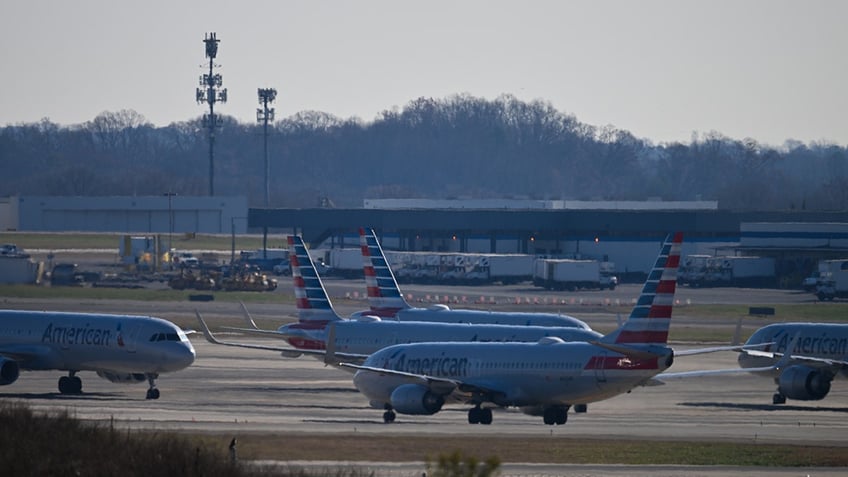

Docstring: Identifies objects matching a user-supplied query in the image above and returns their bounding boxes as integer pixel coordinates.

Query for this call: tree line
[1,94,846,210]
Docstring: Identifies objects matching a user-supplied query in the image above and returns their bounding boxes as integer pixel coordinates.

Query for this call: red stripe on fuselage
[584,355,660,370]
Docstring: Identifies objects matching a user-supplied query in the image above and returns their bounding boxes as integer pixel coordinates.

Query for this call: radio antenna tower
[257,88,277,207]
[196,32,227,196]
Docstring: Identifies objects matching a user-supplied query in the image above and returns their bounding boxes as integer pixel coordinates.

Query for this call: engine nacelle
[0,357,20,385]
[96,371,147,384]
[777,365,832,401]
[390,384,445,415]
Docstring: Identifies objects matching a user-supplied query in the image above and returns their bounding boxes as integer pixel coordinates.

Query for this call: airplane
[338,232,683,425]
[663,322,847,405]
[357,227,590,328]
[0,310,195,399]
[195,235,604,362]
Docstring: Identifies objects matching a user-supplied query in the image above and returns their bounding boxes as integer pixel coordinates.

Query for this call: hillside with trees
[1,94,845,210]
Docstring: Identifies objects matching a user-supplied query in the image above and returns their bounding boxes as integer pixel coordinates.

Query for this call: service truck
[703,256,776,287]
[815,259,848,301]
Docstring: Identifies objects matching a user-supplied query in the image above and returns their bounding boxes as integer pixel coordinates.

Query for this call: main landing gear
[467,405,493,425]
[382,404,396,423]
[58,372,82,394]
[542,405,569,425]
[772,392,786,405]
[146,374,160,400]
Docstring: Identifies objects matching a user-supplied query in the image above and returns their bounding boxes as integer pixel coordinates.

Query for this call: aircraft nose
[171,342,196,370]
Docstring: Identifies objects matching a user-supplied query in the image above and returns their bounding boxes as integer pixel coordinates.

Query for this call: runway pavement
[2,287,847,476]
[2,338,847,475]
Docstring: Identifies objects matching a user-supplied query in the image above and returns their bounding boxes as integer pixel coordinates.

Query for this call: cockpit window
[149,333,180,342]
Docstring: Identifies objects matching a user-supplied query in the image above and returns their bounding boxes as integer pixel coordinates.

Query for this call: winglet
[774,331,801,370]
[195,310,224,345]
[239,301,260,330]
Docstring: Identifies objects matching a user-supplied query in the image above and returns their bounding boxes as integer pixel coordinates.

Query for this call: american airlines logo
[775,332,847,356]
[42,323,115,347]
[392,353,469,377]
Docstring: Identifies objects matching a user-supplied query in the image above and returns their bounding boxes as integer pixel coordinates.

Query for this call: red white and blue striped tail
[360,227,411,316]
[601,232,682,345]
[288,235,343,324]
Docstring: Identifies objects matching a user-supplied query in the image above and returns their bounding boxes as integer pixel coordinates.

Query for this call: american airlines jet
[664,322,848,405]
[196,235,603,362]
[357,227,589,328]
[0,310,195,399]
[339,232,683,425]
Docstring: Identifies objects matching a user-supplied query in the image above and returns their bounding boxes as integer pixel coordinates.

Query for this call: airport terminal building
[2,195,848,281]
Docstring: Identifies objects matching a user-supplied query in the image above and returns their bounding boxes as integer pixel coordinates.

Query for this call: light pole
[230,216,248,266]
[196,32,227,196]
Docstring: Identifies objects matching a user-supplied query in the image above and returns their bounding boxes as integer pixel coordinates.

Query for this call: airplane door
[594,352,607,384]
[121,322,142,353]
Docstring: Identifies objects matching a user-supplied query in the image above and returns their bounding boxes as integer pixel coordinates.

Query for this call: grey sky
[3,0,846,147]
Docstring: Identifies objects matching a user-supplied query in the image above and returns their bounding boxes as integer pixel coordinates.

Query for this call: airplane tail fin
[360,227,412,315]
[600,232,682,346]
[289,235,343,323]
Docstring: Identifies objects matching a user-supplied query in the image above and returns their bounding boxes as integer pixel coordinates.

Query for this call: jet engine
[96,371,147,384]
[0,357,20,385]
[777,365,832,401]
[390,384,445,415]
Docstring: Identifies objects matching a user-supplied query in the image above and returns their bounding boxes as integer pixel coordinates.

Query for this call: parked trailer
[815,259,848,301]
[532,259,615,291]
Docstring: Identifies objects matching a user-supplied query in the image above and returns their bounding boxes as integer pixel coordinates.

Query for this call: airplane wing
[338,362,507,404]
[741,348,848,368]
[221,326,293,339]
[194,311,368,363]
[673,342,775,356]
[655,333,802,382]
[0,344,52,363]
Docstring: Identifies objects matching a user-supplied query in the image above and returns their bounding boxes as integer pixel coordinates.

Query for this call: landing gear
[58,373,83,394]
[146,374,160,400]
[573,404,588,413]
[772,392,786,405]
[382,404,396,423]
[542,406,569,425]
[467,405,493,425]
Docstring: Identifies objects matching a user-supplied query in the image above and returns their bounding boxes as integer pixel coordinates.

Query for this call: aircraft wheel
[480,408,493,425]
[71,376,82,394]
[58,376,70,394]
[772,393,786,405]
[543,408,557,425]
[382,410,396,423]
[556,408,568,425]
[146,388,160,400]
[467,407,480,424]
[574,404,587,413]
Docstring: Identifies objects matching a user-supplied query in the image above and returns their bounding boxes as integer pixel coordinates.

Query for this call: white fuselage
[279,319,603,355]
[739,322,848,378]
[0,310,195,375]
[354,340,673,409]
[391,307,591,328]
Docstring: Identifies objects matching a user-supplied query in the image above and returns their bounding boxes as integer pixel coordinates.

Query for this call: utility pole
[196,32,227,196]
